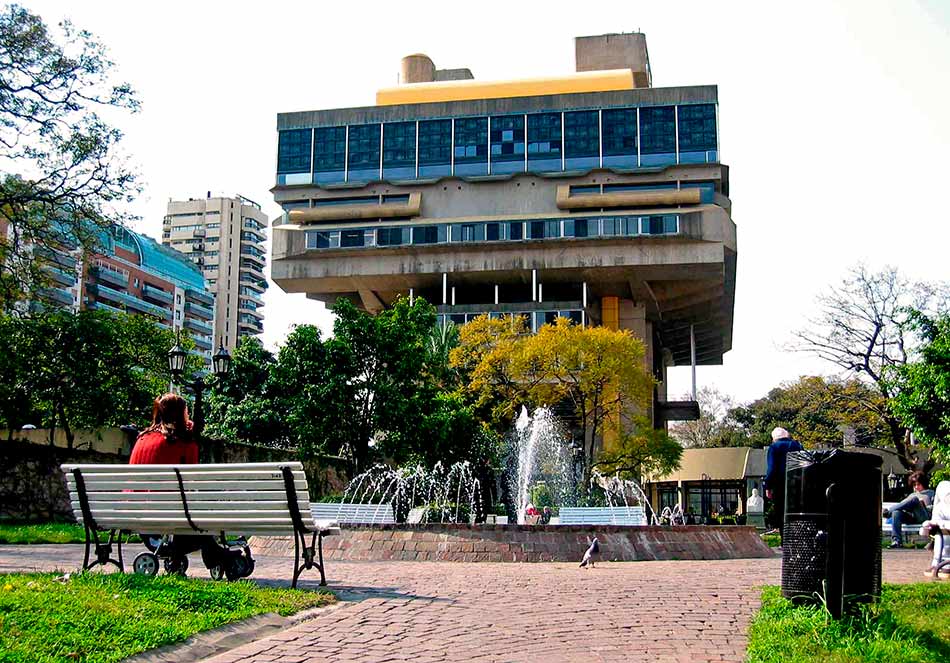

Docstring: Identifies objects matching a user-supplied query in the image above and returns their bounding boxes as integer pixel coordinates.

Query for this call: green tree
[204,336,283,447]
[596,416,683,482]
[0,4,140,310]
[669,386,750,448]
[0,310,189,446]
[793,265,948,468]
[726,376,890,449]
[890,312,950,461]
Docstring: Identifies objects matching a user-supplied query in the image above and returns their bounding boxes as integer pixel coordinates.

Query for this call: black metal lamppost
[167,331,231,439]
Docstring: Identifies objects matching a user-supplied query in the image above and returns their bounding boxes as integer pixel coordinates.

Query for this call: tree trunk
[886,415,916,471]
[58,402,74,450]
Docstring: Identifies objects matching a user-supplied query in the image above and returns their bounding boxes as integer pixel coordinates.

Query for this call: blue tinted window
[277,129,311,174]
[490,115,525,174]
[412,225,444,245]
[418,119,452,177]
[639,106,676,166]
[527,113,561,172]
[347,124,381,181]
[382,122,416,180]
[677,104,717,164]
[377,227,409,246]
[564,111,599,171]
[681,181,716,202]
[454,117,488,176]
[509,222,523,240]
[602,109,637,169]
[641,214,678,235]
[340,229,366,248]
[312,127,345,183]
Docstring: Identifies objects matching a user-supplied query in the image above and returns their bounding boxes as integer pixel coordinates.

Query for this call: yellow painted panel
[601,296,619,331]
[377,69,635,106]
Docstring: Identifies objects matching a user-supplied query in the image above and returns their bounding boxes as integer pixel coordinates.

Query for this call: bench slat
[68,490,300,502]
[62,469,306,482]
[66,478,308,492]
[73,500,311,512]
[62,462,304,472]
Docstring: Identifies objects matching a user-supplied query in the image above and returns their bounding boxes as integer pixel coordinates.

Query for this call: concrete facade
[270,34,736,424]
[162,195,268,352]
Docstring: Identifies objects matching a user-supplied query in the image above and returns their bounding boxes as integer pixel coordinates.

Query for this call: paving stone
[0,545,932,662]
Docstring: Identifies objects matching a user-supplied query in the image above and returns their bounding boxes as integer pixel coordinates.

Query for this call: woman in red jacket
[131,393,251,578]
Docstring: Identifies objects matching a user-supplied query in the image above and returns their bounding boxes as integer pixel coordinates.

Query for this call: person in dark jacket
[763,427,803,534]
[131,393,249,576]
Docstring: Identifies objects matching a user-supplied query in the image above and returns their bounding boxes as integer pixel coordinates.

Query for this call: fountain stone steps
[250,524,774,563]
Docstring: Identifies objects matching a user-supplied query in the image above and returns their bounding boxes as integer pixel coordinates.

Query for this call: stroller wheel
[163,556,189,576]
[224,553,253,581]
[132,552,159,577]
[208,564,225,581]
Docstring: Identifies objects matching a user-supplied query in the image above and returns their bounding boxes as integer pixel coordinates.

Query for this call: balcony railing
[94,284,170,319]
[91,265,129,288]
[90,301,125,315]
[183,316,213,335]
[142,284,174,305]
[192,335,213,351]
[44,266,76,287]
[184,301,214,321]
[185,287,214,307]
[40,287,74,307]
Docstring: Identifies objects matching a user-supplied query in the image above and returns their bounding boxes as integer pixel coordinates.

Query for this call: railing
[94,284,169,319]
[91,265,129,288]
[44,266,76,287]
[141,284,174,305]
[184,301,214,320]
[185,288,214,307]
[183,316,213,335]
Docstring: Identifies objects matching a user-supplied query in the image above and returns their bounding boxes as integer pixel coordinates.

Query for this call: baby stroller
[132,533,255,581]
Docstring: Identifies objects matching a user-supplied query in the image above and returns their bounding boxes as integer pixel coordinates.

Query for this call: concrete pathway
[0,545,934,663]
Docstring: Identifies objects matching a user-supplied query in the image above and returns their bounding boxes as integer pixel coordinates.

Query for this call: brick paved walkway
[0,545,934,663]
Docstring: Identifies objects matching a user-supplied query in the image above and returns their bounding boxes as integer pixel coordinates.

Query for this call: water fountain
[254,406,772,565]
[337,461,482,524]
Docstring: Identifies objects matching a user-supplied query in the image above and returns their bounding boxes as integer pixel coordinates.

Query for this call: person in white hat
[763,427,803,537]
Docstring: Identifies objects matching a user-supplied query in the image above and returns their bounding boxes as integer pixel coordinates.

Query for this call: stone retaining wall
[251,524,774,563]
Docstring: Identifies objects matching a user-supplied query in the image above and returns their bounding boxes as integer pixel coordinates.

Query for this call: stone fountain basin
[251,524,774,563]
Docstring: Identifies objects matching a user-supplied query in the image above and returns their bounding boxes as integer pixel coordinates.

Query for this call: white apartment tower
[162,194,268,351]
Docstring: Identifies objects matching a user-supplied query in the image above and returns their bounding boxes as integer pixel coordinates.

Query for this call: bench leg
[290,530,326,589]
[82,527,124,573]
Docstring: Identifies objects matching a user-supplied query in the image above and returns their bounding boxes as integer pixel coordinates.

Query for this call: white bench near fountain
[311,503,396,525]
[559,506,647,526]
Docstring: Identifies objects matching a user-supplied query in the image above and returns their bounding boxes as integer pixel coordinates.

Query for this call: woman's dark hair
[141,393,191,442]
[908,471,928,489]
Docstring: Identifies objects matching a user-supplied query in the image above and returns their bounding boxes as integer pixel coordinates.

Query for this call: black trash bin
[781,449,882,618]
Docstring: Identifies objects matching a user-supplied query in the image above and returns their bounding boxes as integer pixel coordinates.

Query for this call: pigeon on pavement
[579,537,600,568]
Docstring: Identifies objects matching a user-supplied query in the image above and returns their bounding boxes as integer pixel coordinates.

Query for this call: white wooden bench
[559,506,647,526]
[311,502,396,524]
[61,462,340,587]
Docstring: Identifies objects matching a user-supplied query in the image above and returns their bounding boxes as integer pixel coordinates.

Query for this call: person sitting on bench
[884,471,934,549]
[130,393,251,577]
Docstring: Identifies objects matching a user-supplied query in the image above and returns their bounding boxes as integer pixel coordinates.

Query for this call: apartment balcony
[93,284,170,319]
[241,252,265,269]
[193,228,206,238]
[238,305,264,320]
[185,287,214,307]
[183,316,213,336]
[35,246,77,270]
[184,300,214,321]
[142,283,174,305]
[88,300,125,315]
[40,287,74,308]
[90,265,129,288]
[44,266,76,287]
[238,318,263,335]
[192,334,213,351]
[239,277,268,293]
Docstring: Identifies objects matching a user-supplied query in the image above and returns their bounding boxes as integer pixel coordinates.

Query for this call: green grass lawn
[0,522,87,544]
[747,583,950,663]
[0,572,335,663]
[0,522,142,545]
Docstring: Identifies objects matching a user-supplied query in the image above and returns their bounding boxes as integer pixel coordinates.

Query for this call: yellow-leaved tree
[451,315,681,488]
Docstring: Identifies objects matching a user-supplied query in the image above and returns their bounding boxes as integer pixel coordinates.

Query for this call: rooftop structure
[270,32,736,426]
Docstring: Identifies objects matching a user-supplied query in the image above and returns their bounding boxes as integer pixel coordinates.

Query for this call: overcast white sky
[25,0,950,403]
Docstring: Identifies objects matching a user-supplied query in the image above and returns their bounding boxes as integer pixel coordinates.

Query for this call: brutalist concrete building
[270,33,736,422]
